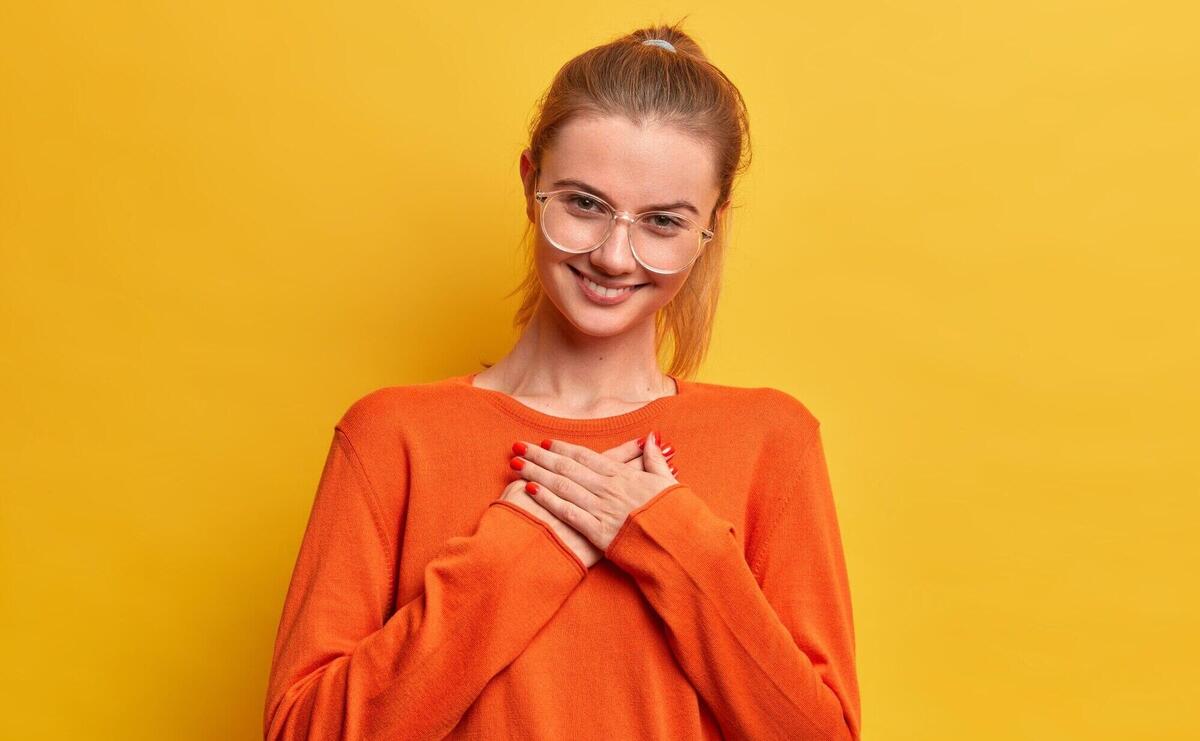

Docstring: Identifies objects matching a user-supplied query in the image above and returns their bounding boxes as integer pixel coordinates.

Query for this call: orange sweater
[263,371,860,740]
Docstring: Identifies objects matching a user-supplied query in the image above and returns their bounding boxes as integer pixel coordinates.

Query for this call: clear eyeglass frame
[533,188,715,275]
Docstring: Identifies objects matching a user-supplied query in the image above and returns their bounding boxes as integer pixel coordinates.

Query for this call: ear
[715,198,731,224]
[519,148,537,223]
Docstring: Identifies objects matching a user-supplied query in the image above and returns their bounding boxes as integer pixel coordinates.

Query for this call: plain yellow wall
[2,2,1197,739]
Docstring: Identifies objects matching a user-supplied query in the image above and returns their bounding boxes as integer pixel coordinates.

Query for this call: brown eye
[648,214,685,233]
[568,195,601,212]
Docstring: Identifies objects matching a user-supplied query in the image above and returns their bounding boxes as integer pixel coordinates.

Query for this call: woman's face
[521,114,726,338]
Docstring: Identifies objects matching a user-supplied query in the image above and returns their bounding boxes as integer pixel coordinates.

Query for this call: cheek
[533,240,570,278]
[645,275,687,306]
[532,247,576,301]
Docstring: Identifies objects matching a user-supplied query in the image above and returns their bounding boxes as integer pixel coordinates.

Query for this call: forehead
[541,114,719,208]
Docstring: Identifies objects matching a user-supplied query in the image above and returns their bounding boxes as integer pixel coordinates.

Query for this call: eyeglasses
[533,188,715,275]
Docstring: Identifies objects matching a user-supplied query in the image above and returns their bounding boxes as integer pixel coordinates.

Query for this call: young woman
[264,23,861,741]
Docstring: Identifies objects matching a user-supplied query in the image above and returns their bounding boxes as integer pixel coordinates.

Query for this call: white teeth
[582,274,634,298]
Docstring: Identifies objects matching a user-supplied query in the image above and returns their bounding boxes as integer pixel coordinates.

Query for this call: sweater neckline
[451,370,687,435]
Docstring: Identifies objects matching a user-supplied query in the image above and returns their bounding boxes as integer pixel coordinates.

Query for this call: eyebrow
[550,178,701,217]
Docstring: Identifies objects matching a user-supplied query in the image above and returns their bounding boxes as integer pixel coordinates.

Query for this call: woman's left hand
[509,432,678,553]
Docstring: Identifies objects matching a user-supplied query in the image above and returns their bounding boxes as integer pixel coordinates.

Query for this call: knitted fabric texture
[264,371,861,740]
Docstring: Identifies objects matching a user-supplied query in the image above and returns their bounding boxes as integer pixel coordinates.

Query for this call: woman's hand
[507,432,678,553]
[498,479,605,569]
[597,434,678,474]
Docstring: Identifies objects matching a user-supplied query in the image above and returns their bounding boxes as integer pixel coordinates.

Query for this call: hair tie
[642,38,677,53]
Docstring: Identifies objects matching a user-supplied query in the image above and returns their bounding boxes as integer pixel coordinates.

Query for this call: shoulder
[750,385,821,430]
[334,375,467,441]
[685,378,821,442]
[325,378,467,509]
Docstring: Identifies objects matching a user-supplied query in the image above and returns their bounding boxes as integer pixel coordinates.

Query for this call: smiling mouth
[567,265,648,292]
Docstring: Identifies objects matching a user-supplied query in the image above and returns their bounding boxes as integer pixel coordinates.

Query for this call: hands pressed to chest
[499,432,679,568]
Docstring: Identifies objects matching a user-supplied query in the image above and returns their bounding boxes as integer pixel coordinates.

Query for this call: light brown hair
[500,19,751,379]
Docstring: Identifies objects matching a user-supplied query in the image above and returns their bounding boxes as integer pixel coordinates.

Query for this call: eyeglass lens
[541,192,701,272]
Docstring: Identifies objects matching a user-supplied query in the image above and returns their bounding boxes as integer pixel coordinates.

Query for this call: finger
[522,479,600,540]
[640,431,676,477]
[659,446,680,477]
[600,437,646,464]
[510,447,602,511]
[499,478,545,511]
[542,438,625,477]
[600,438,676,470]
[498,478,526,502]
[633,433,676,464]
[600,445,641,464]
[517,439,620,488]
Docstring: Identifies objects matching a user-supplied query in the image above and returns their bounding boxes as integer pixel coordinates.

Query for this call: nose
[589,213,640,276]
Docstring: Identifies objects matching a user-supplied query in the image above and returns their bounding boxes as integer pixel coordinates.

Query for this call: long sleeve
[603,422,860,741]
[263,426,588,741]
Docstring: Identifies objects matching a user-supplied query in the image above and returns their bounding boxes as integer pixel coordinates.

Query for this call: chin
[567,311,640,338]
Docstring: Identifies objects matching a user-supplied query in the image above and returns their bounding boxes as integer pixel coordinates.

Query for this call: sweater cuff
[488,499,589,577]
[604,483,736,568]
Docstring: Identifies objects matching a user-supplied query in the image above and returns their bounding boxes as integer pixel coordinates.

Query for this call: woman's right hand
[498,434,677,569]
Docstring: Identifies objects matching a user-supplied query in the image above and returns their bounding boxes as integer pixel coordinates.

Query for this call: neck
[482,299,674,402]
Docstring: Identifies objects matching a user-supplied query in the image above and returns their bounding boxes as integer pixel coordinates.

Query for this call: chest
[391,427,769,604]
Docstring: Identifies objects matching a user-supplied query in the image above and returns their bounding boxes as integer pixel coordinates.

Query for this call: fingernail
[540,439,553,449]
[510,457,525,470]
[669,465,678,475]
[637,436,646,448]
[661,444,673,456]
[525,481,539,495]
[663,448,675,459]
[512,441,527,455]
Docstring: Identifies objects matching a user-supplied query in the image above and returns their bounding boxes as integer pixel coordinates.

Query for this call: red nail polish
[540,439,553,449]
[664,449,676,460]
[525,481,539,495]
[637,436,646,448]
[510,457,525,470]
[661,445,674,456]
[512,441,527,455]
[669,465,678,475]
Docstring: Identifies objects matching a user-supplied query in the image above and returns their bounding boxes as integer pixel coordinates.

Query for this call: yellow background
[2,2,1196,739]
